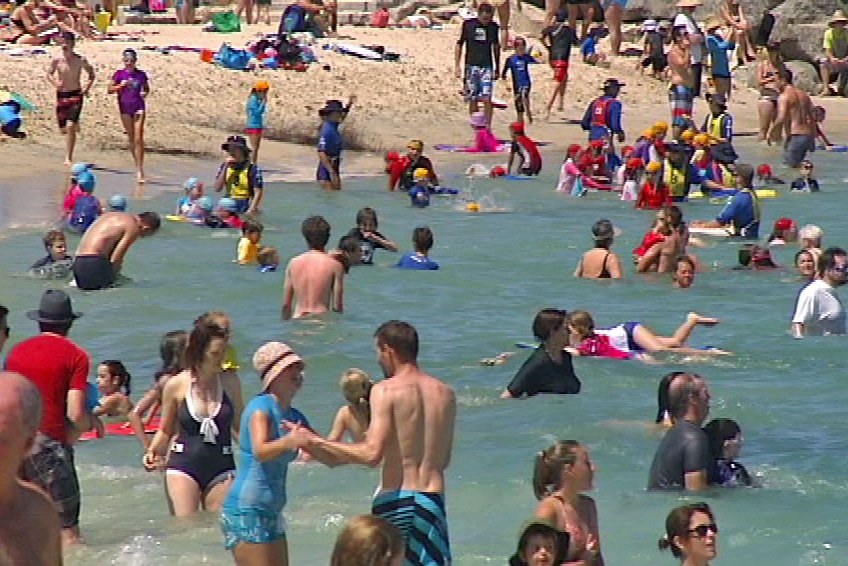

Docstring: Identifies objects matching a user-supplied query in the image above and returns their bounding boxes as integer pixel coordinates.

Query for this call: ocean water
[1,142,847,565]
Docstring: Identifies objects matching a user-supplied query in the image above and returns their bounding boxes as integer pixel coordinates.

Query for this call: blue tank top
[223,394,310,515]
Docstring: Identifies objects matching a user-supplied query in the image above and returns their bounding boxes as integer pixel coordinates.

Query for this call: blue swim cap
[197,196,213,211]
[183,177,200,191]
[108,194,128,211]
[70,162,89,177]
[217,197,238,212]
[76,170,96,192]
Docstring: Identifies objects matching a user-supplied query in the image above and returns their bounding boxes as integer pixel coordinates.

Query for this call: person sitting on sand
[396,226,439,270]
[2,0,61,44]
[72,211,161,290]
[691,163,761,238]
[327,368,373,442]
[501,308,581,398]
[580,26,608,66]
[214,135,263,214]
[818,10,848,97]
[507,121,542,176]
[574,219,623,279]
[463,111,500,153]
[280,0,337,36]
[282,215,344,319]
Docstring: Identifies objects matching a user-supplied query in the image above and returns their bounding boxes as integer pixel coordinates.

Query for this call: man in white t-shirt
[792,247,847,337]
[674,0,705,97]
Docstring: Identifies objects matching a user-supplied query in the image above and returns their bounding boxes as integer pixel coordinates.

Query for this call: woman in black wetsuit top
[501,308,581,398]
[143,317,245,516]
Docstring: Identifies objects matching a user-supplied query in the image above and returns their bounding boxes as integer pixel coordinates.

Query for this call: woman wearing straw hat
[219,341,325,565]
[819,10,848,96]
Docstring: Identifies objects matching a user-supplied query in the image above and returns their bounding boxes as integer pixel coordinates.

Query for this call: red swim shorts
[245,127,264,135]
[552,60,569,83]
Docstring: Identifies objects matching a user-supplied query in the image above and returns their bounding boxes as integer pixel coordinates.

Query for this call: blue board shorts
[783,134,815,168]
[317,156,340,182]
[220,508,286,550]
[373,490,451,565]
[464,66,493,101]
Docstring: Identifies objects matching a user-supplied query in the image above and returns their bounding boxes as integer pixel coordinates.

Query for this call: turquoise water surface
[1,142,847,565]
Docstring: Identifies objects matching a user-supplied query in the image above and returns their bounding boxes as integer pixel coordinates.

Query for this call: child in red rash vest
[567,310,633,360]
[636,160,672,209]
[507,121,542,176]
[582,139,608,179]
[633,210,672,263]
[385,151,410,191]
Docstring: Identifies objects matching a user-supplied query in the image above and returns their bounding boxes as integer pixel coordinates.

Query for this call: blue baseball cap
[76,170,96,192]
[70,162,89,177]
[108,194,128,211]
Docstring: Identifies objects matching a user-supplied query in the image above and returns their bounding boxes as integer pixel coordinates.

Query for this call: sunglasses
[829,264,848,273]
[689,524,719,538]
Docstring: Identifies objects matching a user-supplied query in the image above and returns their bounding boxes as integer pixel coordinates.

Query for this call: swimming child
[508,518,570,566]
[177,177,204,215]
[237,219,263,264]
[396,226,439,270]
[245,79,269,163]
[636,161,671,209]
[108,48,149,183]
[704,418,752,487]
[62,162,90,217]
[128,330,188,450]
[208,197,244,229]
[67,169,100,233]
[327,368,373,442]
[755,163,784,185]
[30,229,68,269]
[567,310,636,360]
[93,360,133,417]
[108,194,128,212]
[257,245,280,272]
[385,150,409,191]
[767,217,798,246]
[790,159,820,192]
[507,121,542,176]
[345,207,398,265]
[502,36,538,124]
[408,168,431,208]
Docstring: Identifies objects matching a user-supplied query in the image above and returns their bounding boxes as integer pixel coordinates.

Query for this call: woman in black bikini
[4,0,57,45]
[574,218,623,279]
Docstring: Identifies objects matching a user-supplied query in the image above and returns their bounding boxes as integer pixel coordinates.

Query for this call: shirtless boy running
[768,69,817,168]
[282,215,344,319]
[289,321,456,565]
[47,31,94,166]
[72,211,161,290]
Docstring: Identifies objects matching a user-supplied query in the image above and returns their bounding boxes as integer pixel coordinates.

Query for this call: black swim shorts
[56,90,84,129]
[21,432,81,529]
[72,254,115,291]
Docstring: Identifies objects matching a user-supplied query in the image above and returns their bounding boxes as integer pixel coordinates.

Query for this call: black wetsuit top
[648,420,712,490]
[506,346,581,397]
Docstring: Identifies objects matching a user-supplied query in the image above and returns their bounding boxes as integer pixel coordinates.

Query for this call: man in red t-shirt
[4,289,100,545]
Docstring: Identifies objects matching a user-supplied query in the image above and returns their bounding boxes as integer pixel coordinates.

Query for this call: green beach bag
[211,10,241,33]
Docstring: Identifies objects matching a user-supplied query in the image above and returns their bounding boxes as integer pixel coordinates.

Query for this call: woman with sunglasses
[659,502,718,565]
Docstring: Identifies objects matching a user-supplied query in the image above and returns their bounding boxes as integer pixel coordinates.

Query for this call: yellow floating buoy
[466,201,480,212]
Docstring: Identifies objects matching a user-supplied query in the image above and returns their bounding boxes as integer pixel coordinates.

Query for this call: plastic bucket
[200,48,214,63]
[95,11,111,32]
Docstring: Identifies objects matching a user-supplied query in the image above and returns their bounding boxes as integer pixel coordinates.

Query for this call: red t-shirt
[4,333,89,444]
[578,334,632,360]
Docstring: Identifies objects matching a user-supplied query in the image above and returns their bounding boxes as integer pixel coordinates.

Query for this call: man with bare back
[289,321,456,565]
[73,211,161,290]
[0,372,62,564]
[282,215,344,319]
[47,31,94,166]
[768,69,817,168]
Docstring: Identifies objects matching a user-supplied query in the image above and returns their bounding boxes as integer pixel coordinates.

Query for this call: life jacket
[515,135,542,175]
[591,96,612,128]
[707,113,728,139]
[70,194,99,232]
[663,159,691,198]
[710,161,736,188]
[690,148,709,170]
[225,163,255,200]
[281,4,307,33]
[733,188,761,237]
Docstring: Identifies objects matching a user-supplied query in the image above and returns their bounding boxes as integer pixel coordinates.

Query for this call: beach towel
[211,11,241,33]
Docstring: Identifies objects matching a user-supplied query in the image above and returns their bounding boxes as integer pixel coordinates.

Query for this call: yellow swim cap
[646,161,663,173]
[414,168,429,179]
[253,79,270,91]
[693,133,709,145]
[653,121,668,132]
[681,129,696,141]
[643,128,655,138]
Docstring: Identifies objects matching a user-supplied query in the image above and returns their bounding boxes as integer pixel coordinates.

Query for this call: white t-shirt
[673,13,703,63]
[792,279,846,336]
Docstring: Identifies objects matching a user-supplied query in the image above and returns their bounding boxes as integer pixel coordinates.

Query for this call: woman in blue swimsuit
[143,317,245,516]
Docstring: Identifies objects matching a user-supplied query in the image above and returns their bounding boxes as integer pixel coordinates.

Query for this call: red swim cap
[626,157,644,169]
[622,145,634,156]
[773,217,794,231]
[590,139,604,148]
[757,163,772,176]
[567,144,582,155]
[490,165,507,177]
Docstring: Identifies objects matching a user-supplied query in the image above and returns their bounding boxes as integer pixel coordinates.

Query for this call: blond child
[237,219,263,264]
[327,368,373,442]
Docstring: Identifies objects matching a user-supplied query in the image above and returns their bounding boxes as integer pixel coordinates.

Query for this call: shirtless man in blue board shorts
[288,321,456,565]
[768,69,817,168]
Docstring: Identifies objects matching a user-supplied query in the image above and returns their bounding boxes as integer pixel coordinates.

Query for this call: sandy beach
[2,8,847,226]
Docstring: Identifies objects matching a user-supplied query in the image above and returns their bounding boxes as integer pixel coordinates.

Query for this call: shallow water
[1,142,847,565]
